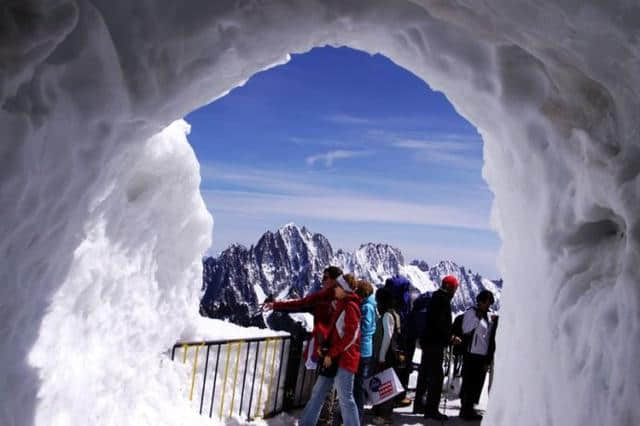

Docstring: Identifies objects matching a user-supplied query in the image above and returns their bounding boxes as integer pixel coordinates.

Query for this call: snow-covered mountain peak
[347,242,405,283]
[226,243,249,253]
[279,221,299,231]
[201,224,501,326]
[431,259,460,274]
[410,259,430,271]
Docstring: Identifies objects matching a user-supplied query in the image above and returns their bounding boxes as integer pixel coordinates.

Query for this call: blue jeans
[299,367,360,426]
[354,357,375,424]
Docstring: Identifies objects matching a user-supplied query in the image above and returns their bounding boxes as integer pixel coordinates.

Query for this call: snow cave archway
[1,1,638,426]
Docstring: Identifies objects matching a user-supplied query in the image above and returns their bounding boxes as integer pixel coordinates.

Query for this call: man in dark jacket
[414,275,461,421]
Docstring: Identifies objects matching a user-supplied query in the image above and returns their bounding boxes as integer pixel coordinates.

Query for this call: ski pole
[442,345,452,426]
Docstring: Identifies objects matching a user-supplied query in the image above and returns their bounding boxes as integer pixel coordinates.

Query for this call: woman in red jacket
[299,274,362,426]
[264,266,342,369]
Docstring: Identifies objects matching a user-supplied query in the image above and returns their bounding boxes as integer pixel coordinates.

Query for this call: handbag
[317,350,339,377]
[316,332,339,377]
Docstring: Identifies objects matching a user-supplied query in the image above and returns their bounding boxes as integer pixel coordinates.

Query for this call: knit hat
[336,275,353,292]
[441,275,459,290]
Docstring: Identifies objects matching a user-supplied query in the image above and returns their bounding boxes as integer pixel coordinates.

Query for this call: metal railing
[172,335,494,421]
[171,335,293,421]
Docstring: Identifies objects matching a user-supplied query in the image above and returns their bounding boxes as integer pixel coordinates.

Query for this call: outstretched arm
[269,286,333,313]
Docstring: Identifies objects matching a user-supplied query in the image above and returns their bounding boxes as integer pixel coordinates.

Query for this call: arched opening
[187,46,502,422]
[189,44,500,319]
[1,2,637,426]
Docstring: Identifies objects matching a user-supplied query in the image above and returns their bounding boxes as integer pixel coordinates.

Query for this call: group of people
[263,266,498,425]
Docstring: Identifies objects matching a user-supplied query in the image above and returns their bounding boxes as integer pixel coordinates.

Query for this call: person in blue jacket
[353,280,376,425]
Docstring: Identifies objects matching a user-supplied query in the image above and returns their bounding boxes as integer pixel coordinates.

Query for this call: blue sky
[185,46,501,278]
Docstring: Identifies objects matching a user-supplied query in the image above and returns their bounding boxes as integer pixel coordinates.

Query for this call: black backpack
[407,291,433,340]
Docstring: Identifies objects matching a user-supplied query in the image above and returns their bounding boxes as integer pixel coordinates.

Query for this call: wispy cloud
[200,163,321,195]
[393,140,469,151]
[305,150,373,167]
[200,162,491,201]
[324,114,374,125]
[288,136,345,147]
[202,190,490,230]
[392,138,481,169]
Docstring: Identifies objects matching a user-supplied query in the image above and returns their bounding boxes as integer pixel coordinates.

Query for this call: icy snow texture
[1,1,639,426]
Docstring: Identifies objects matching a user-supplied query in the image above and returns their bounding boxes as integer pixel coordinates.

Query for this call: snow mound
[1,1,639,426]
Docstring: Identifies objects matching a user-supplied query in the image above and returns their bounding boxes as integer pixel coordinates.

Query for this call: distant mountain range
[200,223,503,329]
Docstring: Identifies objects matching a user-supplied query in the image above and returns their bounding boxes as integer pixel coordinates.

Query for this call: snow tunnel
[1,1,639,425]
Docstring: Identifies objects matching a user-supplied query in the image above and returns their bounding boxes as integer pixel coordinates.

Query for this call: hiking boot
[395,397,412,407]
[412,401,425,414]
[459,409,483,420]
[424,410,449,421]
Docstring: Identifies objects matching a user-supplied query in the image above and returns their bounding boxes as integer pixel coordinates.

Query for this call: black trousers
[415,344,445,412]
[460,353,489,411]
[395,363,411,402]
[398,336,416,393]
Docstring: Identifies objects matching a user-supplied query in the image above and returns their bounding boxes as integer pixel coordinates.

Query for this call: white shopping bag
[364,367,404,406]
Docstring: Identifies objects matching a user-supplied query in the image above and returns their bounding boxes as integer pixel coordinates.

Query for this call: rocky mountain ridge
[200,223,502,328]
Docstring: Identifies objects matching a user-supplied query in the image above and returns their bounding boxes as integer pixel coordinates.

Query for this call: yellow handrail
[188,343,204,401]
[229,341,243,416]
[255,338,271,418]
[182,344,189,363]
[263,338,280,417]
[218,343,233,420]
[172,336,295,421]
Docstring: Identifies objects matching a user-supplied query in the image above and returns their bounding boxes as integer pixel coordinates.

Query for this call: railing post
[229,342,243,416]
[263,338,279,417]
[255,339,272,417]
[282,333,307,410]
[239,341,251,416]
[218,343,233,420]
[247,340,261,421]
[188,344,203,401]
[199,344,211,414]
[273,337,287,414]
[208,344,222,418]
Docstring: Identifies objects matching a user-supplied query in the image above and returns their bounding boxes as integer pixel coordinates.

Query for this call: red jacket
[326,293,362,373]
[272,285,336,364]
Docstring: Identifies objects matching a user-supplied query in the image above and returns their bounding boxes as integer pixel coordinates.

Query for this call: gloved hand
[260,294,275,312]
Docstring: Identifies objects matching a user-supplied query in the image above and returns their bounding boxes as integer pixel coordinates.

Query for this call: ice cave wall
[1,0,639,425]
